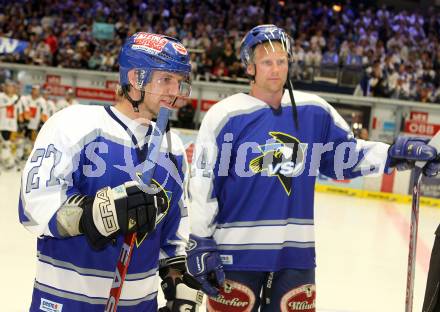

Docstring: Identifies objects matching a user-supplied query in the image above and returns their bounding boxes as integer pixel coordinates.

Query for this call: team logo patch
[249,131,307,195]
[280,284,316,311]
[207,280,255,312]
[133,33,168,54]
[40,298,63,312]
[134,178,172,247]
[186,238,197,251]
[172,42,188,55]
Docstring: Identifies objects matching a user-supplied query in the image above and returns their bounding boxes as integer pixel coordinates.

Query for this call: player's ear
[127,69,147,91]
[127,70,137,89]
[246,63,255,76]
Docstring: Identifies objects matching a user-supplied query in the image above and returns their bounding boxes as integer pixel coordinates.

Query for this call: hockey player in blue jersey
[185,24,440,311]
[19,32,202,311]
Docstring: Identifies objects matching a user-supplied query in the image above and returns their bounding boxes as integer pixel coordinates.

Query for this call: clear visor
[151,74,192,98]
[129,69,192,109]
[131,69,191,97]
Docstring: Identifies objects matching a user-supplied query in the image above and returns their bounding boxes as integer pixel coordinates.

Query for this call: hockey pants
[206,268,315,311]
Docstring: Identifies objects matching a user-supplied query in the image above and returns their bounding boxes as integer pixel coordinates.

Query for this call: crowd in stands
[1,1,440,103]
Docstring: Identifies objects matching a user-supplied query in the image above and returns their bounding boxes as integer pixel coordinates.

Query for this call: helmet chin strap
[122,84,146,112]
[285,64,299,130]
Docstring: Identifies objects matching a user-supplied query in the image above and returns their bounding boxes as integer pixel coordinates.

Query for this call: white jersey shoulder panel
[282,90,351,133]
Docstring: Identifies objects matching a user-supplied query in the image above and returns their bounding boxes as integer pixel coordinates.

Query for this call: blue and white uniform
[189,90,391,272]
[19,104,189,311]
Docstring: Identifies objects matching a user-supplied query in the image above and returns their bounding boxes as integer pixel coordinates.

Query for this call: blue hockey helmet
[118,32,191,89]
[240,25,299,130]
[240,24,293,67]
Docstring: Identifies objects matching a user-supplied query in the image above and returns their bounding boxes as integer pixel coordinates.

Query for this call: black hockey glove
[159,274,204,312]
[79,181,168,250]
[18,120,28,133]
[158,256,204,312]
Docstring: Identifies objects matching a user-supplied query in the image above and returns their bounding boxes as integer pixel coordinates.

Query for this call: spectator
[291,40,305,79]
[310,29,326,50]
[100,50,115,71]
[322,44,339,65]
[44,28,58,56]
[182,31,197,50]
[304,45,322,78]
[88,50,102,70]
[359,128,369,140]
[222,42,237,68]
[177,100,196,129]
[369,61,388,97]
[343,42,363,66]
[0,0,440,102]
[211,60,228,79]
[196,52,213,81]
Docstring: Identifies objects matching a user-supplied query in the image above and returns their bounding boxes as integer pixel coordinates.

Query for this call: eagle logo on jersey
[134,176,172,247]
[249,132,307,195]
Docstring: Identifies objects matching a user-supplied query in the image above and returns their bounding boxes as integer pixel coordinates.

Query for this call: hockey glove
[79,181,168,250]
[159,274,204,312]
[186,234,225,297]
[158,255,204,312]
[389,136,440,177]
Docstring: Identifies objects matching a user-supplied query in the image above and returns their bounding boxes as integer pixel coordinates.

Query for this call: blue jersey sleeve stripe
[18,193,30,223]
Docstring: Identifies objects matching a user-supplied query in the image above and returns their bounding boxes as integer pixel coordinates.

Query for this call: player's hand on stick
[159,273,204,312]
[79,181,167,250]
[389,136,440,176]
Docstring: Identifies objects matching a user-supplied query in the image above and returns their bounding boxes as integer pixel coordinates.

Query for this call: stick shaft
[105,108,171,311]
[405,169,422,312]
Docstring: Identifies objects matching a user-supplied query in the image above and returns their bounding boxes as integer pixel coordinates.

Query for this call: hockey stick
[405,131,440,312]
[105,107,172,312]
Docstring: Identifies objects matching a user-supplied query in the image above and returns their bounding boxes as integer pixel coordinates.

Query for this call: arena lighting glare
[332,4,342,12]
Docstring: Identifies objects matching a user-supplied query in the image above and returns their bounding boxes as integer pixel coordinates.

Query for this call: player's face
[141,70,191,117]
[4,84,15,96]
[248,42,289,94]
[31,88,40,98]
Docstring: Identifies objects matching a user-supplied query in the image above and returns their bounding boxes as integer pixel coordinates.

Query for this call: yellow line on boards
[315,184,440,208]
